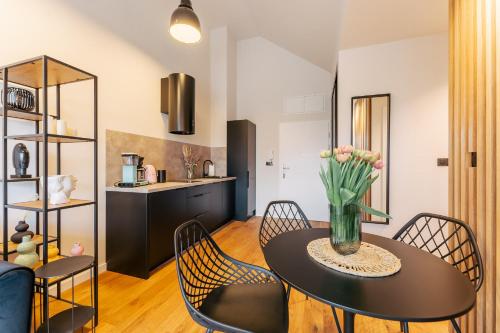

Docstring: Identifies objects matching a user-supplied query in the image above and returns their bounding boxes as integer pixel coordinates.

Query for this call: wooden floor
[42,217,448,332]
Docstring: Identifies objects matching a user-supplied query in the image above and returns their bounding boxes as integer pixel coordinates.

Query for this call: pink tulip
[336,153,351,163]
[373,160,384,169]
[342,145,354,153]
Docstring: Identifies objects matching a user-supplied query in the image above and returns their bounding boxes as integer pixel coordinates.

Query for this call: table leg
[331,306,342,333]
[343,310,355,333]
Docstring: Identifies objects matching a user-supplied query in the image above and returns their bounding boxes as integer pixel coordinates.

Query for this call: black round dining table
[262,228,476,333]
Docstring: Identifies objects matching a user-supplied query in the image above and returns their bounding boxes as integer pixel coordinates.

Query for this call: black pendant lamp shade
[161,73,195,135]
[170,0,201,43]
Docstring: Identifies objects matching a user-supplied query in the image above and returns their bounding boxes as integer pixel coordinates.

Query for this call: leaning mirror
[351,94,390,224]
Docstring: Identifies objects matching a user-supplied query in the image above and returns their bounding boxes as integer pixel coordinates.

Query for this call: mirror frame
[350,93,391,225]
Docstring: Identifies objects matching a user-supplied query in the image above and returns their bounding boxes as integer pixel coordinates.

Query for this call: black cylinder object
[157,170,167,183]
[167,73,195,135]
[12,143,30,178]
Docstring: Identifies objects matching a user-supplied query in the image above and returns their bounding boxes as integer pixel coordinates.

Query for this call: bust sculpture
[45,175,78,204]
[11,143,31,178]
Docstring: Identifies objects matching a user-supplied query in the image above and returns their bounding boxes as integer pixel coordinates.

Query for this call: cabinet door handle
[193,193,204,198]
[247,171,249,188]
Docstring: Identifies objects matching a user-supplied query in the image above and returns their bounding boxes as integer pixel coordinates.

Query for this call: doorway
[279,120,330,221]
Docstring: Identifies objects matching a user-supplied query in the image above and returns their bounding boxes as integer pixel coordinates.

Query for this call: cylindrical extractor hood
[165,73,195,135]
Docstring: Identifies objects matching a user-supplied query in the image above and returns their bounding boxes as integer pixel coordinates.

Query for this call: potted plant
[320,145,390,255]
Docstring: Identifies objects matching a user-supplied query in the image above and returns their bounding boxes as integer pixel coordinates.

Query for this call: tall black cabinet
[227,120,256,221]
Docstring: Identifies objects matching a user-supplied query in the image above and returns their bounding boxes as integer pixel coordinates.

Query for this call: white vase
[41,175,78,204]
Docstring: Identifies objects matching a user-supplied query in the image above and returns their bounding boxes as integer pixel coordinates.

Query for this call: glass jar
[329,204,362,255]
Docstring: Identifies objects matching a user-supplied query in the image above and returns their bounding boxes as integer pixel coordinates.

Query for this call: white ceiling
[61,0,448,72]
[340,0,448,50]
[196,0,346,71]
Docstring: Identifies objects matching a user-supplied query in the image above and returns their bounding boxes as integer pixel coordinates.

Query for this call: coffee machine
[137,156,146,183]
[119,153,148,187]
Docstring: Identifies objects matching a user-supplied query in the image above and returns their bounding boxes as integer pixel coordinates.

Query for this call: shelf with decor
[4,133,95,143]
[0,234,57,255]
[0,107,45,121]
[1,55,98,332]
[0,176,40,182]
[6,199,95,212]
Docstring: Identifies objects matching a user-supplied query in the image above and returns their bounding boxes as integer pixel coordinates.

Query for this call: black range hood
[161,73,195,135]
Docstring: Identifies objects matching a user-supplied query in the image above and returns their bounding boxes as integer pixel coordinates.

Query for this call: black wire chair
[259,200,343,333]
[259,200,312,249]
[174,220,289,333]
[393,213,484,333]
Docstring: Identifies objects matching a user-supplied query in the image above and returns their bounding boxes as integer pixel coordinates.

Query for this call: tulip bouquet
[319,145,390,255]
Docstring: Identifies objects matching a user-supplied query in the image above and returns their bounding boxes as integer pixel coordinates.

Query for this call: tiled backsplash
[211,147,227,177]
[106,130,227,186]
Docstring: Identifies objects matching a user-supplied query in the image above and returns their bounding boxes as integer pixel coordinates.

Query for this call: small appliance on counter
[203,160,215,177]
[137,156,146,182]
[156,170,167,183]
[116,153,149,188]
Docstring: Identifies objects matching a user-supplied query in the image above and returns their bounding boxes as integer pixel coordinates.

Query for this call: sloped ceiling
[61,0,447,72]
[183,0,347,71]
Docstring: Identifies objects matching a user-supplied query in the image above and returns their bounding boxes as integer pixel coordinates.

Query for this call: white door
[279,120,330,221]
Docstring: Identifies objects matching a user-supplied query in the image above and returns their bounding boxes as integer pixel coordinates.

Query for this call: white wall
[236,37,333,215]
[210,27,237,147]
[338,33,448,237]
[0,0,213,273]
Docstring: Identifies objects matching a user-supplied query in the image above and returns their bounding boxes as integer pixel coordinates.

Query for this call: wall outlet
[437,158,448,166]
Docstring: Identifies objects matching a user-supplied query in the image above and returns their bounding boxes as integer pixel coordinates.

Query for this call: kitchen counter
[105,176,236,194]
[106,177,236,279]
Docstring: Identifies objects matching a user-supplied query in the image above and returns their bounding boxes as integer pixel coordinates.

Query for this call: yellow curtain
[353,98,372,219]
[449,0,499,332]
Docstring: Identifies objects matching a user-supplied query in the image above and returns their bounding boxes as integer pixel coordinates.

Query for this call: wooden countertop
[105,177,237,194]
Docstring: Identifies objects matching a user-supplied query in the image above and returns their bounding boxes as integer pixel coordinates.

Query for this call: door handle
[282,165,290,179]
[246,171,249,189]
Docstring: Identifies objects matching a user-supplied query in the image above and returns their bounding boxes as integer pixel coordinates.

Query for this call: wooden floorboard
[36,217,448,332]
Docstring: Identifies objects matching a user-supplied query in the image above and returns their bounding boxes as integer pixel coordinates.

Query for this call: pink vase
[70,242,84,256]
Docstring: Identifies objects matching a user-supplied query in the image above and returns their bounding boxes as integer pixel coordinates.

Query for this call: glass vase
[186,166,194,180]
[329,204,362,255]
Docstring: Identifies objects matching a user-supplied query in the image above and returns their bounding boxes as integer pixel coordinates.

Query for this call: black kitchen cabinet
[106,179,235,279]
[149,189,187,270]
[222,180,235,224]
[227,120,256,221]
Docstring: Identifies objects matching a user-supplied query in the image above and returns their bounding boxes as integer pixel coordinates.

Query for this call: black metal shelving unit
[0,55,98,332]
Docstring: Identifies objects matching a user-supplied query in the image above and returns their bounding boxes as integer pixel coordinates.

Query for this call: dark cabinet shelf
[36,306,94,333]
[228,120,256,221]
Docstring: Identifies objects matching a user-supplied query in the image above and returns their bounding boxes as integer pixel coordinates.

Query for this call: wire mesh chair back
[259,200,312,249]
[174,220,281,329]
[393,213,484,292]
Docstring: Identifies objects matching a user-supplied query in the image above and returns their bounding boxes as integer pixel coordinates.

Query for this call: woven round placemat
[307,238,401,277]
